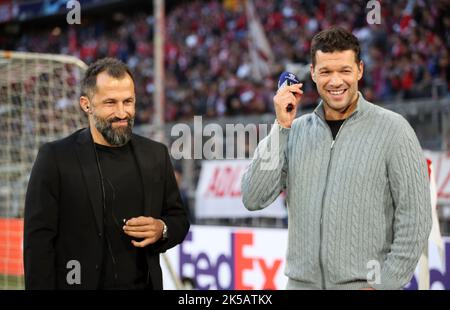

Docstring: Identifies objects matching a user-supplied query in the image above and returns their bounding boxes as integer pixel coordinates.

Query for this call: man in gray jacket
[241,27,431,290]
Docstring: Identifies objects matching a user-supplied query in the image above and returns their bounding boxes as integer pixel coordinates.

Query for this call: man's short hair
[310,26,361,66]
[81,57,134,98]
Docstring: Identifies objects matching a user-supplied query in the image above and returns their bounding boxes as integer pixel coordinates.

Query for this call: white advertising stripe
[195,160,287,219]
[424,151,450,205]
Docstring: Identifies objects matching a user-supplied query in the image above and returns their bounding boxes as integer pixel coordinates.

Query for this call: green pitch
[0,275,24,290]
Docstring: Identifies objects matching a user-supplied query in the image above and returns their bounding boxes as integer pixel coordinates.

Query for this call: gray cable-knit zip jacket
[241,93,431,290]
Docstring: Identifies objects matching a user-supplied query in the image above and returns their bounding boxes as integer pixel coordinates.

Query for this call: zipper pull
[331,140,335,149]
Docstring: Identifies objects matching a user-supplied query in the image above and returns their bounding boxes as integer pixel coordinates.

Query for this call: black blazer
[24,128,190,289]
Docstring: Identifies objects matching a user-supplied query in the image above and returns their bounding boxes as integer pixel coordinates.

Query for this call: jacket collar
[313,91,371,122]
[75,128,103,233]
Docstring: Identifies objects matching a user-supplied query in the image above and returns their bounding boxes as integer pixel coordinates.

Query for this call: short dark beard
[93,113,134,146]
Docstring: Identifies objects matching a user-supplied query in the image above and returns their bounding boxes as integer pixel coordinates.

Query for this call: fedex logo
[179,231,283,290]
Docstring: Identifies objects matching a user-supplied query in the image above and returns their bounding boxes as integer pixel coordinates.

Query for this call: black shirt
[95,142,148,289]
[326,119,346,140]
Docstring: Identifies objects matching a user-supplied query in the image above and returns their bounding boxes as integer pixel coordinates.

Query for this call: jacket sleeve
[152,145,190,253]
[241,121,290,211]
[373,118,432,290]
[24,143,60,289]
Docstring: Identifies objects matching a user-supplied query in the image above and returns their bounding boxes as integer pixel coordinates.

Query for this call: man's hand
[274,83,303,128]
[123,216,165,248]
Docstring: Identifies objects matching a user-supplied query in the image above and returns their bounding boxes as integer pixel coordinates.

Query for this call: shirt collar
[313,91,371,121]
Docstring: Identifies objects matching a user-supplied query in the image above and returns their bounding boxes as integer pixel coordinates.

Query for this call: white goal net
[0,51,87,289]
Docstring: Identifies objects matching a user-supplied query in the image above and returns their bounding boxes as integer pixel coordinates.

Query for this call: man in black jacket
[24,58,190,290]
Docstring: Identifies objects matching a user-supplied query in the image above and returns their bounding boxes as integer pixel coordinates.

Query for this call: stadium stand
[1,0,448,125]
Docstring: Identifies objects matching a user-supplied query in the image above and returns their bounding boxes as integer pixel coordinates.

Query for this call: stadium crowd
[1,0,448,125]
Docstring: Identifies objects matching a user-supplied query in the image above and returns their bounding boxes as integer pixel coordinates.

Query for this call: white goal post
[0,51,87,289]
[0,51,87,218]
